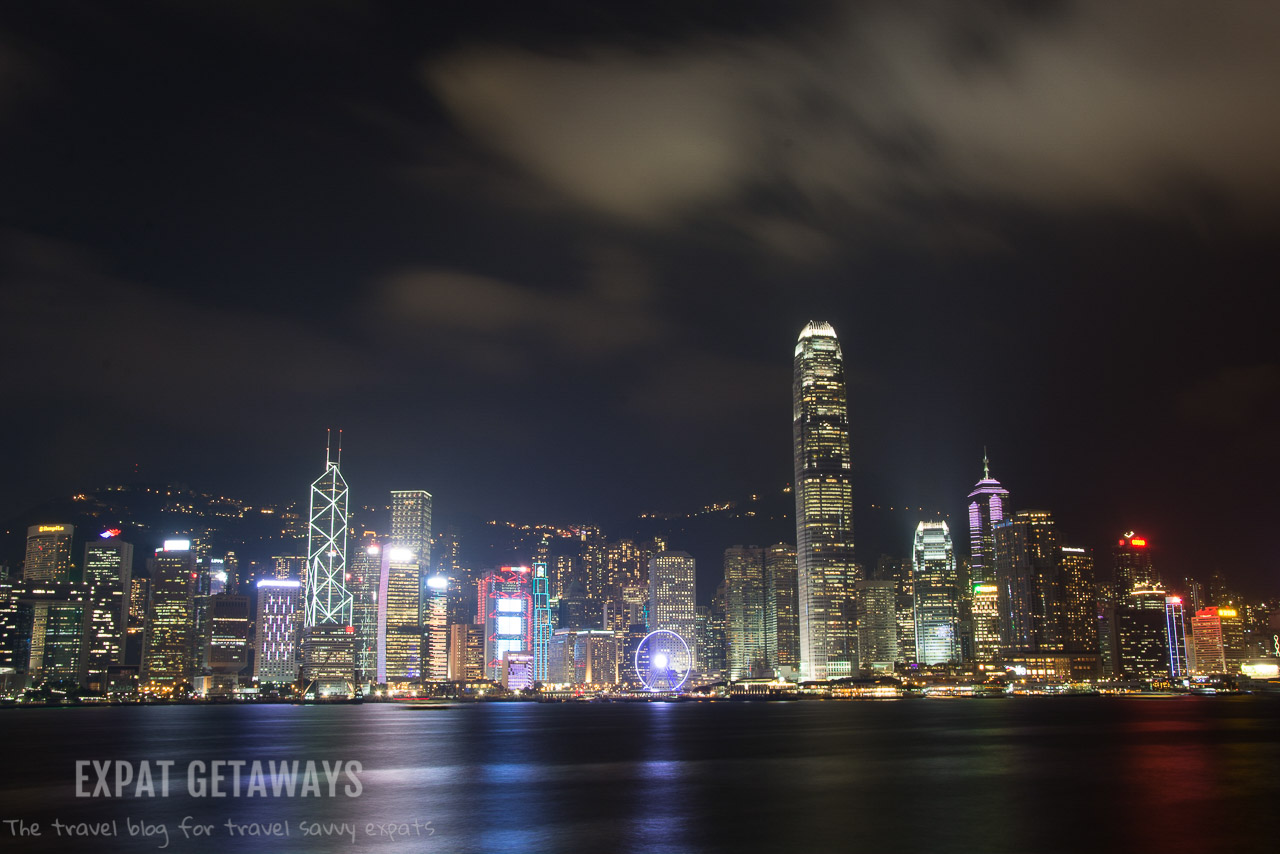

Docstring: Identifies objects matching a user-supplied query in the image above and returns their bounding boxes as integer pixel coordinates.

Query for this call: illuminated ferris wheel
[634,629,692,692]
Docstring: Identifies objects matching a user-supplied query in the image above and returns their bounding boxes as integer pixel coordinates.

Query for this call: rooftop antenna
[325,428,332,468]
[983,446,990,479]
[337,428,343,467]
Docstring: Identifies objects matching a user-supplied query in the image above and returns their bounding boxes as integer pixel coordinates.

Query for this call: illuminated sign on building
[163,539,191,552]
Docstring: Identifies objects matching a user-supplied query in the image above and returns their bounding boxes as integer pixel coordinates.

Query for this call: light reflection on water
[3,698,1279,854]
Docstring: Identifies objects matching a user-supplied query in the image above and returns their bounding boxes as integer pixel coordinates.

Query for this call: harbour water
[3,697,1278,854]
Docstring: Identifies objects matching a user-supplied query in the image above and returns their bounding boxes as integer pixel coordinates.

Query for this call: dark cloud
[424,2,1280,250]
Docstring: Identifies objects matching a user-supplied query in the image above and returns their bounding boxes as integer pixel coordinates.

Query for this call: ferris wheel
[634,629,692,692]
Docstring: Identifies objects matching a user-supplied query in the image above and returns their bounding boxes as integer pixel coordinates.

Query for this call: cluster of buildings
[2,323,1276,701]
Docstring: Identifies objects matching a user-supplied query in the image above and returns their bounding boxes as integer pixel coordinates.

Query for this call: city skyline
[2,4,1278,597]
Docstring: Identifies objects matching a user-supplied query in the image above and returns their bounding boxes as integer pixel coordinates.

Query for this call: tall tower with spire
[967,450,1010,665]
[792,321,859,681]
[302,430,355,693]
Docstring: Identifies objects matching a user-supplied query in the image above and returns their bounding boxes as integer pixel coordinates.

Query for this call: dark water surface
[3,697,1278,854]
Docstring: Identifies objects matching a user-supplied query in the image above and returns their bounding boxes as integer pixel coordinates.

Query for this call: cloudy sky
[3,2,1278,590]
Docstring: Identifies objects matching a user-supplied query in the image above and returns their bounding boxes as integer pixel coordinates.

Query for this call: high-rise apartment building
[912,521,960,665]
[764,543,799,670]
[792,321,858,680]
[724,546,766,680]
[24,524,74,583]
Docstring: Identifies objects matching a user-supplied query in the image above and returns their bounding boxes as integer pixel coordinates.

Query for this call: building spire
[325,428,332,468]
[983,446,990,479]
[337,428,343,467]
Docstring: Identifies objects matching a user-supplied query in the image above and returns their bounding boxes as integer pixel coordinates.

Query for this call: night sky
[3,3,1278,592]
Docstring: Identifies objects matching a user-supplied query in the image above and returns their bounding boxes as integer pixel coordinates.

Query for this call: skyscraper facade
[792,321,858,680]
[855,579,898,673]
[254,580,300,684]
[84,534,133,667]
[302,436,354,688]
[763,543,799,670]
[422,575,449,682]
[143,541,197,690]
[912,521,960,665]
[481,567,532,681]
[966,454,1009,664]
[723,546,766,680]
[380,547,422,683]
[1059,546,1098,650]
[1113,533,1157,595]
[993,510,1063,653]
[648,551,696,657]
[24,524,74,583]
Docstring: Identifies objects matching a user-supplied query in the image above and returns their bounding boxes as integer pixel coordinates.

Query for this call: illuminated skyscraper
[993,510,1063,653]
[347,536,381,687]
[792,321,858,680]
[422,575,449,682]
[254,580,300,684]
[724,546,766,680]
[481,567,532,681]
[1113,533,1157,595]
[1165,596,1189,678]
[24,524,74,583]
[856,579,898,673]
[84,533,133,666]
[379,547,422,683]
[533,559,552,682]
[912,522,960,665]
[1190,607,1227,674]
[448,622,484,682]
[648,551,696,656]
[764,543,799,670]
[967,453,1009,663]
[143,540,197,690]
[1059,546,1097,650]
[1116,587,1170,678]
[389,490,433,568]
[302,433,354,689]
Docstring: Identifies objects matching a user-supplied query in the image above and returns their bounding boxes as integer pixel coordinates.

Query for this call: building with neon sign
[482,567,532,681]
[967,453,1009,664]
[1113,532,1157,595]
[792,321,858,680]
[1164,595,1189,678]
[1190,607,1227,674]
[24,524,74,584]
